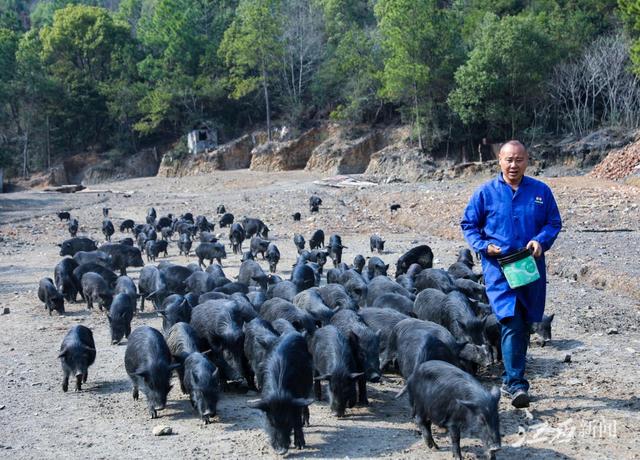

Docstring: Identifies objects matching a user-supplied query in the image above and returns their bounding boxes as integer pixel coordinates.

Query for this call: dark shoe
[511,389,530,408]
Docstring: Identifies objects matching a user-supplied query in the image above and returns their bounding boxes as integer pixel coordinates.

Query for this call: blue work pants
[501,302,530,392]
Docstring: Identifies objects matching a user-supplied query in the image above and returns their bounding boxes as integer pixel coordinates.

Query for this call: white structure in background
[187,125,218,155]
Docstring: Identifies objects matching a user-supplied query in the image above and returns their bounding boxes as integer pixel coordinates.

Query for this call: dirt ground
[0,169,639,460]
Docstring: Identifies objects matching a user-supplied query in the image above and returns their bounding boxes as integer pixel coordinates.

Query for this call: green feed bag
[498,248,540,289]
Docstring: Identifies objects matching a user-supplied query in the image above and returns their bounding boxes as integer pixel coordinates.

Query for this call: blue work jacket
[460,174,562,322]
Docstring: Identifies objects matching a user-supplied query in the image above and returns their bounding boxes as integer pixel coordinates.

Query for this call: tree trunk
[413,82,423,151]
[262,65,271,142]
[46,115,51,169]
[510,74,516,138]
[22,129,29,179]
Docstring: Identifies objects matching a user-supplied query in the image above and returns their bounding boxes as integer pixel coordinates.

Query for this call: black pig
[59,325,96,392]
[124,326,179,418]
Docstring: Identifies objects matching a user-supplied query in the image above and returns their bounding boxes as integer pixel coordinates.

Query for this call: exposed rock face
[64,152,102,184]
[49,165,69,186]
[365,146,437,182]
[158,135,257,177]
[366,147,502,182]
[82,148,160,184]
[213,134,256,170]
[249,127,325,172]
[533,127,636,169]
[15,165,70,189]
[305,131,385,174]
[445,160,500,179]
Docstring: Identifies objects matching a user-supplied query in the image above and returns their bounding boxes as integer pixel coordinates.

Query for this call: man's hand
[526,240,542,258]
[487,244,502,257]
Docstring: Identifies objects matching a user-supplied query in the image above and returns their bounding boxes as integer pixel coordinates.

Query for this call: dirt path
[0,170,638,459]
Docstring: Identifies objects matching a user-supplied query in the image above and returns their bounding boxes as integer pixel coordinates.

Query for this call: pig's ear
[547,313,555,323]
[247,398,269,412]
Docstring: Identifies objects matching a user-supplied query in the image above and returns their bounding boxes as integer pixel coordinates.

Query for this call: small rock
[606,328,619,335]
[563,354,572,363]
[2,308,9,315]
[0,405,5,410]
[152,425,172,436]
[36,326,46,331]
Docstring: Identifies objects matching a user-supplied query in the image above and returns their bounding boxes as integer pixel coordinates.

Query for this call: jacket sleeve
[460,189,490,254]
[533,187,562,252]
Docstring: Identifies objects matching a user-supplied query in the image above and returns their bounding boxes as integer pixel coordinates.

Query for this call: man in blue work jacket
[461,140,562,408]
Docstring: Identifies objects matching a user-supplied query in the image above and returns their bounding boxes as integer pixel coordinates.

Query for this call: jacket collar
[497,172,529,188]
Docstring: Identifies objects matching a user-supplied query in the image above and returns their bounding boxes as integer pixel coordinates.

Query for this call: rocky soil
[590,136,640,181]
[0,169,639,459]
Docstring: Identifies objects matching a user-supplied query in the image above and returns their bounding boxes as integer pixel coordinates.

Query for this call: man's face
[499,143,528,184]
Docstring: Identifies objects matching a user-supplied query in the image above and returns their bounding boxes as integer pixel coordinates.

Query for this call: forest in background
[2,0,640,177]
